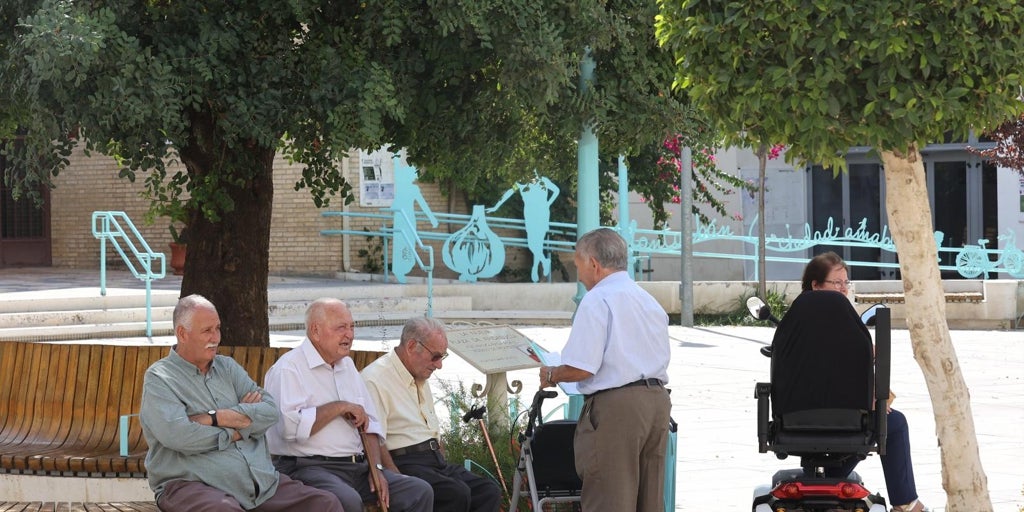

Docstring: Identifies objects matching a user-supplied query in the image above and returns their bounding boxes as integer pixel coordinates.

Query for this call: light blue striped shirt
[141,348,280,509]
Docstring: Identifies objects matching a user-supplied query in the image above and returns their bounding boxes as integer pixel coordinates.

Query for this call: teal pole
[574,47,599,308]
[569,48,599,420]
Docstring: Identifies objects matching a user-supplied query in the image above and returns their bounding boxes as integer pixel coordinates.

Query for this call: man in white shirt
[362,317,502,512]
[539,228,671,512]
[264,298,433,512]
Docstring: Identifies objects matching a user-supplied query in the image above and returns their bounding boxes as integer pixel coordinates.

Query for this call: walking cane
[359,428,389,512]
[462,405,510,496]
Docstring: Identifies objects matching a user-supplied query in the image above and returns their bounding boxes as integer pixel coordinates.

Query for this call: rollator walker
[509,389,583,510]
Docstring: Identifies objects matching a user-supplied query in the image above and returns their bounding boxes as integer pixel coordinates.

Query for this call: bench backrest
[0,341,385,472]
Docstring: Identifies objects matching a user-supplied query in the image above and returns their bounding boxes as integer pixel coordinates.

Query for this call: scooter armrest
[755,382,771,453]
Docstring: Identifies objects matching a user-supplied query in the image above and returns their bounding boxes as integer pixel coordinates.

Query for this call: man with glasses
[362,317,502,512]
[264,298,433,512]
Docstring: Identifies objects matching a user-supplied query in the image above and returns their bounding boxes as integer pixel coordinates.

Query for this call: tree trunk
[177,115,274,347]
[880,148,991,511]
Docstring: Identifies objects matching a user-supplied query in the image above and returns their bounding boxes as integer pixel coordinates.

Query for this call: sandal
[892,499,929,512]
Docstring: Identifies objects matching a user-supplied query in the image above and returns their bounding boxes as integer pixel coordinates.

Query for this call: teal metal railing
[90,211,166,337]
[325,209,1024,283]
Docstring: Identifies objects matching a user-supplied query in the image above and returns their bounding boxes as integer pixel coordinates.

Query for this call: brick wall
[50,147,170,269]
[49,146,470,277]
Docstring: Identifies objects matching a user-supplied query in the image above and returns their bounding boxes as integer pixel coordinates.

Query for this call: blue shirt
[561,271,671,395]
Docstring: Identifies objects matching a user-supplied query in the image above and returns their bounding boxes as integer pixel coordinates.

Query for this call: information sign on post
[446,325,542,429]
[446,325,542,374]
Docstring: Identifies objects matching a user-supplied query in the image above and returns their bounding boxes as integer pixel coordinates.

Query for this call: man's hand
[188,392,262,429]
[240,391,262,404]
[539,366,555,388]
[369,464,390,509]
[338,402,369,429]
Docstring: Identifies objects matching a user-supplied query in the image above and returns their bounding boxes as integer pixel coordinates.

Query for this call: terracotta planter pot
[169,242,187,276]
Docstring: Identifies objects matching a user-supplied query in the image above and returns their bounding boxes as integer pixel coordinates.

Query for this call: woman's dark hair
[801,251,848,291]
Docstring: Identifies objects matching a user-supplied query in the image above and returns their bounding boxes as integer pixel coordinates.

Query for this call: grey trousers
[575,384,671,512]
[275,456,433,512]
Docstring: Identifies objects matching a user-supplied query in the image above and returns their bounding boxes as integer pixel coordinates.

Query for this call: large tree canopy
[657,1,1023,510]
[1,0,694,345]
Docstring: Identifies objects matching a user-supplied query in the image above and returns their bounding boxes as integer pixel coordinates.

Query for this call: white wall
[997,166,1024,280]
[622,146,809,282]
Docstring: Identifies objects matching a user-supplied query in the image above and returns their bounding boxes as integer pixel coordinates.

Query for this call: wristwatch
[375,463,385,471]
[208,410,218,427]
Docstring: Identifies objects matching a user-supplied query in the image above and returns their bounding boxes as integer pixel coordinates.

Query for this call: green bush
[437,380,582,511]
[436,381,525,511]
[693,286,791,326]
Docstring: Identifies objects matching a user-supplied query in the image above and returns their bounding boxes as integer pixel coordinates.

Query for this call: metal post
[617,155,635,279]
[679,147,694,326]
[569,47,599,420]
[99,214,108,297]
[574,47,599,306]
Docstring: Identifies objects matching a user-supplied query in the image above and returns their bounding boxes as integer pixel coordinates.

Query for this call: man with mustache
[140,294,341,511]
[264,298,433,512]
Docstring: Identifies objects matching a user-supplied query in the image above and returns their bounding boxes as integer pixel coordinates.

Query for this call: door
[809,162,890,280]
[0,142,52,267]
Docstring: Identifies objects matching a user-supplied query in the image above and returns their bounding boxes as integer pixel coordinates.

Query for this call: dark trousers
[825,408,918,505]
[392,449,502,512]
[157,473,342,512]
[274,456,433,512]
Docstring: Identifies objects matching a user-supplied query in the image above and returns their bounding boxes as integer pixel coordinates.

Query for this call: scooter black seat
[757,291,887,468]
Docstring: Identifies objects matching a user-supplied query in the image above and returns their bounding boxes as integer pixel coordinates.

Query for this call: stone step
[0,296,471,328]
[0,310,569,343]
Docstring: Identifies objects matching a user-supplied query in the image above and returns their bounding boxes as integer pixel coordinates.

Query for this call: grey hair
[173,294,217,331]
[399,316,447,348]
[305,297,348,332]
[576,228,628,271]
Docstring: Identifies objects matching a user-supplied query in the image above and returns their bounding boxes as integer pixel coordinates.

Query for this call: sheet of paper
[529,341,580,396]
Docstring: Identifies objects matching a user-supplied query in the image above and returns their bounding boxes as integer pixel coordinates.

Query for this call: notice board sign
[446,325,543,374]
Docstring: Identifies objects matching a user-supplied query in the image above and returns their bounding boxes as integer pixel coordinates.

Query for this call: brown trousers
[158,473,342,512]
[575,384,671,512]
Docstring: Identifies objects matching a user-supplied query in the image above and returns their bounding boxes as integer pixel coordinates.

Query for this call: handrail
[90,211,166,337]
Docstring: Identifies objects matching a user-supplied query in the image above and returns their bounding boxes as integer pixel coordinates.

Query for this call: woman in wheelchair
[797,252,929,512]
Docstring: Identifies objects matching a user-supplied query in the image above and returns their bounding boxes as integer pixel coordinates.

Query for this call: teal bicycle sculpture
[955,231,1024,279]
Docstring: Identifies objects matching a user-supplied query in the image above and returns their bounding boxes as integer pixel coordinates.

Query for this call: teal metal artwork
[325,166,1024,283]
[624,215,1024,280]
[389,157,439,284]
[955,231,1024,278]
[487,174,560,282]
[443,205,505,282]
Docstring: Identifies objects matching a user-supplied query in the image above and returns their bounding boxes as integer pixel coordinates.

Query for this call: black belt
[585,378,665,399]
[276,454,366,463]
[389,438,440,458]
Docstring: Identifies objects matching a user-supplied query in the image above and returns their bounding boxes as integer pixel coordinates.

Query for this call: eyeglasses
[415,339,449,362]
[824,279,852,290]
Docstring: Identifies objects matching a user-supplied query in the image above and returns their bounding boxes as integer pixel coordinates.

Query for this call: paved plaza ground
[0,268,1021,510]
[436,324,1024,512]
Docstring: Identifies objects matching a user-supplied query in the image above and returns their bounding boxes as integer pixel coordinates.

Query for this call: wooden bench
[0,341,384,477]
[0,503,160,511]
